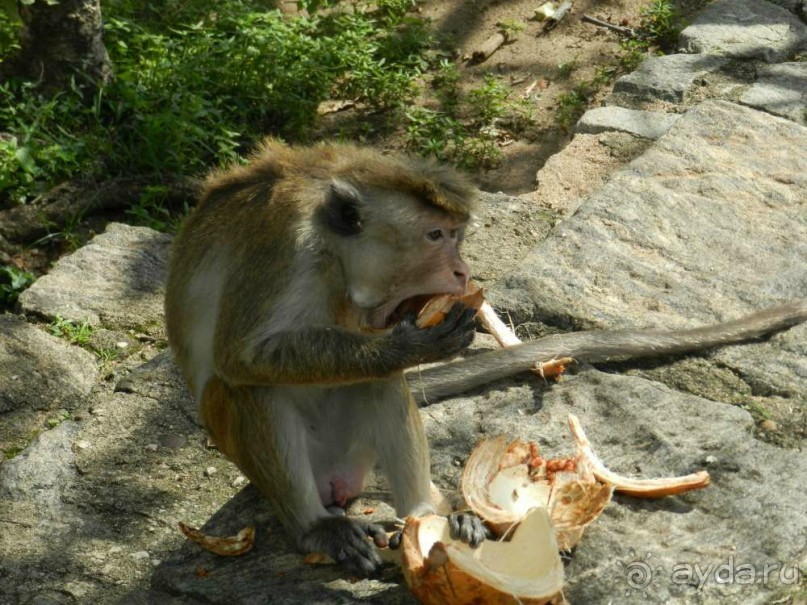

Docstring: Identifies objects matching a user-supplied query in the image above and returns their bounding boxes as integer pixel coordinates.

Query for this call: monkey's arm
[407,300,807,404]
[216,306,478,387]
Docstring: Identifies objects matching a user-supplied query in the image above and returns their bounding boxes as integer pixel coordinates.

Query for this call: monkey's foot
[448,512,491,547]
[301,517,387,577]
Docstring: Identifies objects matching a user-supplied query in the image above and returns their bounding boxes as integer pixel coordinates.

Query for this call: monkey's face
[323,181,471,329]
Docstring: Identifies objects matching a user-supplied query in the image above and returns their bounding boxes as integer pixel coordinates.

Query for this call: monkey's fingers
[360,521,389,548]
[338,540,383,577]
[448,512,491,548]
[388,530,403,550]
[302,517,384,577]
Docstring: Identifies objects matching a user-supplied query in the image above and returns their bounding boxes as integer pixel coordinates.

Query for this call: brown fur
[165,140,482,576]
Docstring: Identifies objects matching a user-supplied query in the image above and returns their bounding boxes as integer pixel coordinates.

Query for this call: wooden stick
[581,14,635,37]
[471,32,507,63]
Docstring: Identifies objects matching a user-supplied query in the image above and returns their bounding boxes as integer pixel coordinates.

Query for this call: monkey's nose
[454,261,470,289]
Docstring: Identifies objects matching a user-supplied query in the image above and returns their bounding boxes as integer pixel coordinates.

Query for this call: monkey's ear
[324,179,364,236]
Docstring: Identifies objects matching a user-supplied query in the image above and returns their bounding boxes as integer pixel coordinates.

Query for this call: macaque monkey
[166,139,807,576]
[165,140,487,576]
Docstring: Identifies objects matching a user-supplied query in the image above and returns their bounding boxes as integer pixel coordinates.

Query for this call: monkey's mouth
[380,294,444,328]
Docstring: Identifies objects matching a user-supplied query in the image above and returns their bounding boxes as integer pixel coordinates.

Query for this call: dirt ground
[418,0,653,194]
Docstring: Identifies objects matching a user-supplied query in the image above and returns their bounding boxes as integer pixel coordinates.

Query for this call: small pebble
[75,441,91,450]
[116,341,129,349]
[159,434,187,449]
[231,475,247,488]
[704,455,717,465]
[204,466,217,478]
[130,551,150,561]
[145,443,158,452]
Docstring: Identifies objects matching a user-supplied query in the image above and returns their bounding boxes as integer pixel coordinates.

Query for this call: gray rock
[740,62,807,124]
[463,192,556,286]
[614,53,729,102]
[576,106,679,139]
[679,0,807,62]
[0,421,79,519]
[492,101,807,395]
[0,315,97,416]
[150,485,417,604]
[534,370,805,604]
[764,0,803,15]
[19,223,171,334]
[115,350,199,425]
[148,367,806,604]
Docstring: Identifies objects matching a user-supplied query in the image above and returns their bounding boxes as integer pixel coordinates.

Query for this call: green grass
[48,315,93,346]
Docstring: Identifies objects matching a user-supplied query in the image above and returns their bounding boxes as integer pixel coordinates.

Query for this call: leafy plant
[0,1,433,210]
[497,19,526,39]
[46,410,71,429]
[406,72,533,169]
[556,84,591,131]
[556,59,579,80]
[0,264,34,304]
[635,0,683,51]
[48,316,93,345]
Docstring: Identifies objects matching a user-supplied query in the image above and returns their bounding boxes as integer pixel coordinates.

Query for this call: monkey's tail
[407,299,807,405]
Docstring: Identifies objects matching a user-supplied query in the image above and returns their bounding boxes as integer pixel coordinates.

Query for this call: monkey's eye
[426,229,443,241]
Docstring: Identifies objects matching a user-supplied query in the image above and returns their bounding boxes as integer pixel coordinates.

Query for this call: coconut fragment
[477,303,574,379]
[401,508,566,605]
[416,284,485,328]
[462,436,611,549]
[178,522,255,556]
[567,414,711,497]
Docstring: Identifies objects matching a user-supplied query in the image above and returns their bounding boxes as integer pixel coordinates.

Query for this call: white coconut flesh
[416,508,564,598]
[486,465,552,517]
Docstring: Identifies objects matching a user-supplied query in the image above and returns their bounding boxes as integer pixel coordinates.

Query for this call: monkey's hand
[392,303,477,366]
[301,516,387,577]
[448,512,491,547]
[388,512,490,551]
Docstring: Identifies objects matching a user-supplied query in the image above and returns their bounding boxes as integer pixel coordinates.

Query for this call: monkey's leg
[201,380,384,576]
[373,378,489,547]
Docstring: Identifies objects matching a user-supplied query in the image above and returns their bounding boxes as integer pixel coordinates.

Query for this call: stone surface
[524,132,652,217]
[144,368,807,604]
[575,106,679,139]
[19,223,171,334]
[0,315,97,416]
[740,61,807,124]
[679,0,807,63]
[0,315,98,453]
[766,0,801,12]
[0,421,79,518]
[613,53,729,102]
[492,101,807,397]
[535,370,805,605]
[462,191,556,286]
[0,422,88,605]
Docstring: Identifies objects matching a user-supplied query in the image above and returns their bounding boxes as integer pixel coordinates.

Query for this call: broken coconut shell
[567,414,710,498]
[401,507,566,605]
[178,522,255,556]
[462,436,612,550]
